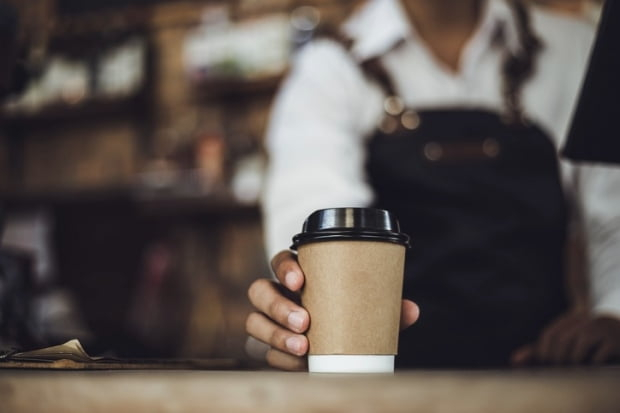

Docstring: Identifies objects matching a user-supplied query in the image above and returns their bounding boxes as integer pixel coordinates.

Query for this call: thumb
[400,299,420,331]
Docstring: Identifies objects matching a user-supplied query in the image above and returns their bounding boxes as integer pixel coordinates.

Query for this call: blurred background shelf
[2,186,259,216]
[0,0,356,363]
[1,93,150,127]
[191,74,285,101]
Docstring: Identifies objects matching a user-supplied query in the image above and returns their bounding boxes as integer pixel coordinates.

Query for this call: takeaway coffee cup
[291,207,410,373]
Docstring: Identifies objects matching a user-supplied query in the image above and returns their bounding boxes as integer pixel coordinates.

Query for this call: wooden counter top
[1,368,619,412]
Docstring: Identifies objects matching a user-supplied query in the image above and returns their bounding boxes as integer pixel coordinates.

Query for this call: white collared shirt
[262,0,620,317]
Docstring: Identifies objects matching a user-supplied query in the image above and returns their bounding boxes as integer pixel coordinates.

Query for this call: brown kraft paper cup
[292,207,410,373]
[298,240,406,357]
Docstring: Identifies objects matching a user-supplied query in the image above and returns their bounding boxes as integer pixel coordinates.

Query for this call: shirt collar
[342,0,522,62]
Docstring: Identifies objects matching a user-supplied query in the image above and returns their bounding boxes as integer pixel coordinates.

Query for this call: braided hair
[501,0,543,124]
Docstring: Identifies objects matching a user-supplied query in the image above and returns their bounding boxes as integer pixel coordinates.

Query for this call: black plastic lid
[291,207,410,249]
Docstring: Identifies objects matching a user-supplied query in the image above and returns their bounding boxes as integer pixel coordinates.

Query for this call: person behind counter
[246,0,620,370]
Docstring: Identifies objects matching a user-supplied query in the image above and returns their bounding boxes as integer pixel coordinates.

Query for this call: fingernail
[288,311,305,331]
[285,271,299,289]
[286,337,303,355]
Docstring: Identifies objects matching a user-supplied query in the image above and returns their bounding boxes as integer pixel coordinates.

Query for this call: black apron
[315,30,569,367]
[356,65,569,367]
[367,108,568,368]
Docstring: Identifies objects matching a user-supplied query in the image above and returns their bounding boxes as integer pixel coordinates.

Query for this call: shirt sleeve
[577,163,620,318]
[547,17,620,319]
[261,40,380,259]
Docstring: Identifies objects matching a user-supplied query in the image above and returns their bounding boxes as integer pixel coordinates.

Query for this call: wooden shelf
[1,90,150,128]
[135,192,259,216]
[1,186,132,206]
[1,186,259,217]
[191,73,285,101]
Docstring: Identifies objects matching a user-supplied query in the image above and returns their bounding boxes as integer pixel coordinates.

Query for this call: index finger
[271,250,305,292]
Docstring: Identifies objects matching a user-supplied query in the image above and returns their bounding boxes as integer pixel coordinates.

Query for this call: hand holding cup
[246,208,419,372]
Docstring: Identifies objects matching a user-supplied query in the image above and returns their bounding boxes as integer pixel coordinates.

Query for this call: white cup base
[308,355,394,373]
